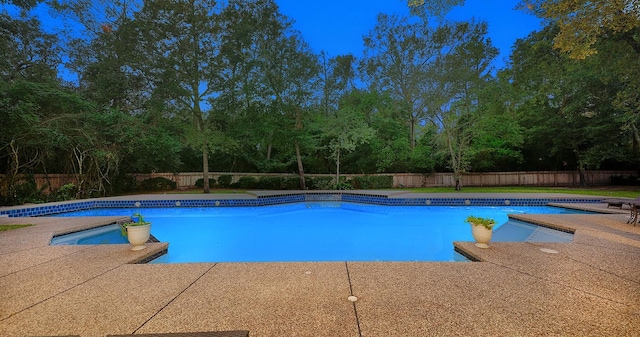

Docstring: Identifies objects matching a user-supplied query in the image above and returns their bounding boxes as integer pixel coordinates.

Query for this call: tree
[521,0,640,59]
[0,13,61,82]
[322,103,375,187]
[424,21,497,189]
[130,0,222,193]
[467,71,524,171]
[257,13,319,188]
[510,25,633,182]
[362,14,434,149]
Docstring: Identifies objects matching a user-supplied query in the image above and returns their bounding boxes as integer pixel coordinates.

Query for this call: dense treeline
[1,0,638,203]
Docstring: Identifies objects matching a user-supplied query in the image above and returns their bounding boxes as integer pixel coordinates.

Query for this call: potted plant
[120,213,151,251]
[465,215,496,249]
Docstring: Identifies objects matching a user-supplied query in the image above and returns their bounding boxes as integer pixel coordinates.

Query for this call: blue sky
[276,0,542,68]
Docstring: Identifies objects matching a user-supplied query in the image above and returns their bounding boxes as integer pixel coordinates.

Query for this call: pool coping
[1,192,639,336]
[0,190,604,218]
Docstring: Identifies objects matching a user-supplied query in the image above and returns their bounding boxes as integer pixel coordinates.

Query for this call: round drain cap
[348,296,358,302]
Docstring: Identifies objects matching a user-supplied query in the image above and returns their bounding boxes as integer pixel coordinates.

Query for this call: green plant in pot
[465,215,496,249]
[120,213,151,250]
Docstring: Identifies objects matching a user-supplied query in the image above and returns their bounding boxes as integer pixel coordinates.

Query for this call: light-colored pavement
[0,194,639,337]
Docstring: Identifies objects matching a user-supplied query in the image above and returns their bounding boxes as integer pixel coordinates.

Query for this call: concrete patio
[0,193,639,336]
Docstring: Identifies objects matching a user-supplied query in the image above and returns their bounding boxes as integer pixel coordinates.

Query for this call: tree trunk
[336,148,341,189]
[295,141,306,190]
[202,143,210,193]
[578,162,587,187]
[409,116,416,149]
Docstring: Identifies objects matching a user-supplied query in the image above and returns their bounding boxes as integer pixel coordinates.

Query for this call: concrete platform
[0,194,639,336]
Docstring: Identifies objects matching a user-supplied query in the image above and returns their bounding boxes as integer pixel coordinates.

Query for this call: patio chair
[629,199,640,226]
[602,196,640,225]
[603,198,631,208]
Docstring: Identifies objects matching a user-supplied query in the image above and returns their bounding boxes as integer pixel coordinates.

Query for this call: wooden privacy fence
[4,170,633,192]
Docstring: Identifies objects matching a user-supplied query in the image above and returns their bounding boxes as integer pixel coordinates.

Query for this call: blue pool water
[51,224,127,245]
[52,202,582,263]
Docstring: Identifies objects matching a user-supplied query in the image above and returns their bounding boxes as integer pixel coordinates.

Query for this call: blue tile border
[0,192,603,217]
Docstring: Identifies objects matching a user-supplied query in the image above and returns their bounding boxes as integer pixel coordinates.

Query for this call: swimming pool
[53,202,582,263]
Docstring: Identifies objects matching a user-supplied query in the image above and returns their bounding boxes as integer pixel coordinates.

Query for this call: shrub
[306,177,335,190]
[610,175,639,185]
[237,176,258,189]
[283,176,302,190]
[217,175,233,188]
[195,178,217,189]
[336,179,354,190]
[139,177,176,191]
[351,175,393,189]
[53,183,78,201]
[108,174,138,194]
[257,176,284,190]
[4,175,47,205]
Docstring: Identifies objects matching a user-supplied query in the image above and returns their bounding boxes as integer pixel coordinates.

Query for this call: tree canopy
[0,0,638,203]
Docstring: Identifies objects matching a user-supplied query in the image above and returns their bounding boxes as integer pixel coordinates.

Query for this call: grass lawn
[158,186,640,198]
[400,186,640,198]
[0,224,33,232]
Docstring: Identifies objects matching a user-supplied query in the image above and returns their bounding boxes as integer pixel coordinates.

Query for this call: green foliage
[305,177,336,190]
[336,179,354,190]
[0,175,47,206]
[53,183,78,201]
[138,177,176,191]
[120,213,151,236]
[254,176,300,190]
[610,175,639,186]
[351,176,393,189]
[217,175,233,188]
[236,176,258,189]
[195,178,217,189]
[1,0,638,191]
[511,25,634,174]
[465,215,496,230]
[107,174,139,195]
[282,177,303,190]
[256,177,283,190]
[522,0,640,59]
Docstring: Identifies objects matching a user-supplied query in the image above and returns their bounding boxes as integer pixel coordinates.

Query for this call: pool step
[493,220,573,243]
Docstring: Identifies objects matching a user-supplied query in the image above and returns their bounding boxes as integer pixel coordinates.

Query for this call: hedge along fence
[134,170,639,189]
[2,170,636,193]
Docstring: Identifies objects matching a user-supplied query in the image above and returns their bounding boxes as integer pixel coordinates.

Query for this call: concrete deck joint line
[488,248,638,309]
[0,244,95,278]
[562,248,640,286]
[344,262,362,337]
[133,263,219,334]
[1,256,129,322]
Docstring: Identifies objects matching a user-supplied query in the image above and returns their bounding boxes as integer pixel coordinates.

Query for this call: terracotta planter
[126,224,151,251]
[470,223,492,248]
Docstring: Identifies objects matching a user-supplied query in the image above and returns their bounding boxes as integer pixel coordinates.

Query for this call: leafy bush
[351,175,393,189]
[108,174,139,194]
[236,176,258,189]
[283,176,302,190]
[306,177,335,190]
[305,176,353,190]
[257,176,285,190]
[53,183,78,201]
[139,177,176,191]
[610,175,639,185]
[195,178,217,189]
[1,175,47,206]
[217,175,233,188]
[336,180,354,190]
